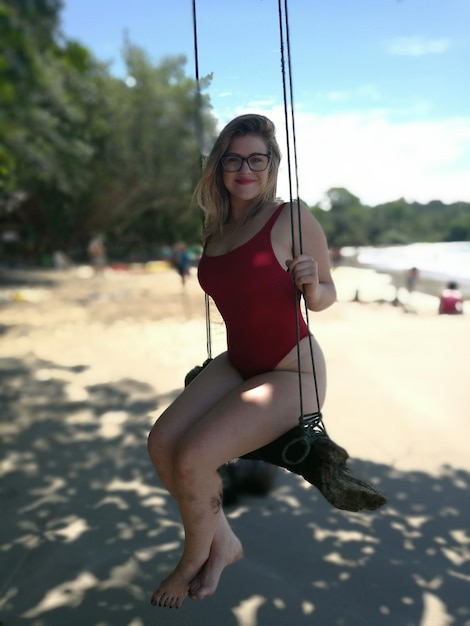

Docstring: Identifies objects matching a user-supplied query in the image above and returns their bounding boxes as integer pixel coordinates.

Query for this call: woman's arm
[285,202,336,312]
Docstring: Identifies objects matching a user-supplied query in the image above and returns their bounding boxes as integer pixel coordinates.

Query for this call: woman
[147,114,378,609]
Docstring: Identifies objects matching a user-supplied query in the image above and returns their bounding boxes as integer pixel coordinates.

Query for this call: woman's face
[222,134,270,204]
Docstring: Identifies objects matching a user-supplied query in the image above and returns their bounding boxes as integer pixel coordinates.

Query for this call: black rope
[192,0,212,361]
[277,0,306,423]
[191,0,323,430]
[277,0,323,430]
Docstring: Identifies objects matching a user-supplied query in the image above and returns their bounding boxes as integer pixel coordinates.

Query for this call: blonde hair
[193,114,281,239]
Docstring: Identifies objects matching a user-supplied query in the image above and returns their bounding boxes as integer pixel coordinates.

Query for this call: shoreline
[339,240,470,299]
[337,260,469,314]
[0,261,468,317]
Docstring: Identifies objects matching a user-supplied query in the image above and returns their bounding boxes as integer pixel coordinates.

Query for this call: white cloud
[324,90,349,102]
[357,84,382,102]
[385,36,451,57]
[319,84,382,104]
[243,106,470,206]
[214,103,470,206]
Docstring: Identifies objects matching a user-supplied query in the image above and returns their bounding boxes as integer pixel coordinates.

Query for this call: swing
[187,0,386,513]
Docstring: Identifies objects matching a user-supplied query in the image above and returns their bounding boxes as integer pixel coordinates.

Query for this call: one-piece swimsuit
[197,203,310,379]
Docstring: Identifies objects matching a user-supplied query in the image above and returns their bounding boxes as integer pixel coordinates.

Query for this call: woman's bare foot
[188,524,243,601]
[150,560,200,609]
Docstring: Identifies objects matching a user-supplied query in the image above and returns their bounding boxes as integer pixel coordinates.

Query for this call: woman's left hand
[286,255,319,292]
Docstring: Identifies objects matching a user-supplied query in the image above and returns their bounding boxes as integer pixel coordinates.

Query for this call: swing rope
[192,0,213,362]
[186,1,388,514]
[277,0,327,462]
[192,0,328,463]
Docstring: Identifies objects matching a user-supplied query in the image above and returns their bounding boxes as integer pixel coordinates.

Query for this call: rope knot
[281,412,327,465]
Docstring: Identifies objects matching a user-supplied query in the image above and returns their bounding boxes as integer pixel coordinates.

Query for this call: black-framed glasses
[220,153,271,172]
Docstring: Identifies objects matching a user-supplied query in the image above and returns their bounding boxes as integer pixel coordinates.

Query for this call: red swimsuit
[198,204,310,379]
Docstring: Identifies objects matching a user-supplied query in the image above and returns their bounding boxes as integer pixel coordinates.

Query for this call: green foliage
[1,0,65,190]
[0,0,468,264]
[1,2,216,261]
[312,190,470,248]
[79,42,215,249]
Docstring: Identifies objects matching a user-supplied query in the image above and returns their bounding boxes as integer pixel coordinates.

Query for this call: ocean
[341,241,470,298]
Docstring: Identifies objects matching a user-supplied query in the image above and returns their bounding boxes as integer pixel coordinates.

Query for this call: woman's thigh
[276,335,328,408]
[150,352,243,449]
[176,369,320,471]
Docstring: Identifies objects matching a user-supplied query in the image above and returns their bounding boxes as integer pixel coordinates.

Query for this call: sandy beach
[1,264,469,626]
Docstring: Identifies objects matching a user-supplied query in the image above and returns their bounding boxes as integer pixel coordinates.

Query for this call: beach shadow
[0,269,59,289]
[0,354,469,626]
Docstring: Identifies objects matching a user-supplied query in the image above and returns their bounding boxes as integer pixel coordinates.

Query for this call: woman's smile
[235,177,256,185]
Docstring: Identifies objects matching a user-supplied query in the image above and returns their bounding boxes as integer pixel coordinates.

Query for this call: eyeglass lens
[221,154,270,172]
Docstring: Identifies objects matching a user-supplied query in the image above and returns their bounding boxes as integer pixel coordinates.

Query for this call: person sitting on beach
[147,114,382,609]
[439,281,464,315]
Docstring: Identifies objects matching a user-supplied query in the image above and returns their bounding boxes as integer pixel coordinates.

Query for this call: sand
[1,264,469,626]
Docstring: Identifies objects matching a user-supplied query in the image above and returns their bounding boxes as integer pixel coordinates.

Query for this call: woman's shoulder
[275,198,316,221]
[274,199,327,243]
[276,197,310,210]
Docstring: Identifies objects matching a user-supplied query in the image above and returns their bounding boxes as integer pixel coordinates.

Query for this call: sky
[60,0,470,207]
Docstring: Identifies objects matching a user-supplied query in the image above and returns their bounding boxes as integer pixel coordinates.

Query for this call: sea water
[352,241,470,297]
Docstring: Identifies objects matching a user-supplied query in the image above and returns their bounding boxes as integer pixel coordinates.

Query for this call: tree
[76,43,216,250]
[1,3,217,261]
[311,191,470,248]
[313,187,369,247]
[1,0,115,257]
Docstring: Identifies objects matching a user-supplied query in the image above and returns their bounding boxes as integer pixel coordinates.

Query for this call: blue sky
[61,0,470,206]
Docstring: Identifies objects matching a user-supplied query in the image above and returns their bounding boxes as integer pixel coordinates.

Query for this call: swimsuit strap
[264,202,286,231]
[203,202,286,251]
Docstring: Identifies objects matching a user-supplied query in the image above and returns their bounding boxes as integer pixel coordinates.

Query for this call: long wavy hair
[193,114,282,240]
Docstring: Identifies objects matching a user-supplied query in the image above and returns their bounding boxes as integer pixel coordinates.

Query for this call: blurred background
[1,0,469,285]
[1,2,469,626]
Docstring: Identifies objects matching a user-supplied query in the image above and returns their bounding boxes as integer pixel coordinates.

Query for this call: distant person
[439,281,463,315]
[331,247,342,268]
[172,242,191,286]
[88,235,107,275]
[405,267,419,293]
[53,250,71,270]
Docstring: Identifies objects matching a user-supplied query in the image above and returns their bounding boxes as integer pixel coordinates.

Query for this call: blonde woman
[147,114,384,609]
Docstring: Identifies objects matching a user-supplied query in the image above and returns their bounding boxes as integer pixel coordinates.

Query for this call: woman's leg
[148,353,242,495]
[188,362,325,601]
[148,354,244,608]
[150,368,321,608]
[187,507,242,601]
